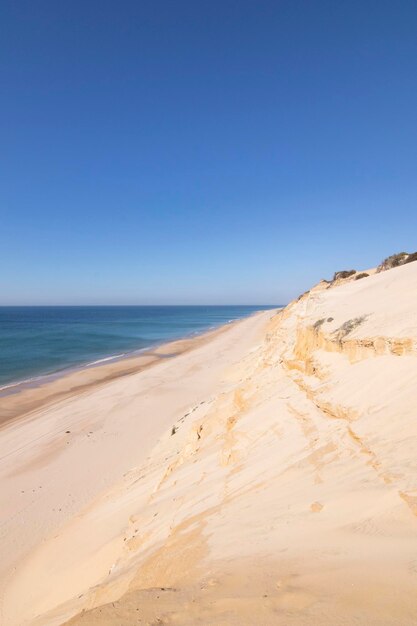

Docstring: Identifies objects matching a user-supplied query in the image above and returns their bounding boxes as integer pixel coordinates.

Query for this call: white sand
[1,261,417,625]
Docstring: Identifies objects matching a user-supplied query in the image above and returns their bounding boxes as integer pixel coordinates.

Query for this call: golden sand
[1,261,417,625]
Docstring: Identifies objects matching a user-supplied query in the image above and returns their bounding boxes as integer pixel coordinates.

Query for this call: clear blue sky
[1,1,416,305]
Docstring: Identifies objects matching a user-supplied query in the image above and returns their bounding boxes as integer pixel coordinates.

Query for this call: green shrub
[404,252,417,264]
[377,252,408,272]
[332,270,356,281]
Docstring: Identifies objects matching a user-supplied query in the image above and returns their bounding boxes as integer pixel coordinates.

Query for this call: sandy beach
[0,317,250,426]
[0,309,274,624]
[1,260,417,625]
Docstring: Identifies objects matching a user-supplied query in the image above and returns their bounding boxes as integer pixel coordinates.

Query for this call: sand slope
[2,262,417,625]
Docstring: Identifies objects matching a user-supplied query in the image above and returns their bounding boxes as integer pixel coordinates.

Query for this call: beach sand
[0,319,247,426]
[1,261,417,625]
[0,309,273,624]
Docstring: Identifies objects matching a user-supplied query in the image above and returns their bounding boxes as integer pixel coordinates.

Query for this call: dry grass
[333,315,367,341]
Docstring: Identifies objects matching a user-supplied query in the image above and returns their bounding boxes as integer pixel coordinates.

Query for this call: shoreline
[0,319,236,396]
[0,310,273,427]
[1,262,417,625]
[0,308,275,626]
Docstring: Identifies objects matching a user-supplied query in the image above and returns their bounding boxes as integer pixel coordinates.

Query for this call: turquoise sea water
[0,305,277,389]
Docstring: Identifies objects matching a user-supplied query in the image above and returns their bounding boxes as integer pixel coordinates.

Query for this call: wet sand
[0,319,245,427]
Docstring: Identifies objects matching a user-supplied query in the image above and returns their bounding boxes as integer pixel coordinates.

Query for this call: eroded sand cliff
[1,261,417,625]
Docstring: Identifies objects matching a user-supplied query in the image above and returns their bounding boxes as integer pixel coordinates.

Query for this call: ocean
[0,305,277,389]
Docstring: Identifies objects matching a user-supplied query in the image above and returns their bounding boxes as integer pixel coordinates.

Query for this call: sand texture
[1,262,417,625]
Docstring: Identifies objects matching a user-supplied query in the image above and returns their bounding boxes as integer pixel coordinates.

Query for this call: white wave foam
[85,354,125,367]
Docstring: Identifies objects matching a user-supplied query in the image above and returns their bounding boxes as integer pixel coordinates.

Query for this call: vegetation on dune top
[377,251,417,272]
[404,251,417,264]
[296,250,417,303]
[332,270,356,281]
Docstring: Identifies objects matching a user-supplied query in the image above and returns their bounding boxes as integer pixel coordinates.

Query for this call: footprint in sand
[310,501,323,512]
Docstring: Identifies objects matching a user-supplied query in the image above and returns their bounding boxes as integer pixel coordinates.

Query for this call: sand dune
[1,261,417,625]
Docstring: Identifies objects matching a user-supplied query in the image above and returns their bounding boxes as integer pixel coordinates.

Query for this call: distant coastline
[0,307,279,426]
[0,304,279,393]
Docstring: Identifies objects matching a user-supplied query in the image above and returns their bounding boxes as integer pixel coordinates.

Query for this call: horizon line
[0,303,283,308]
